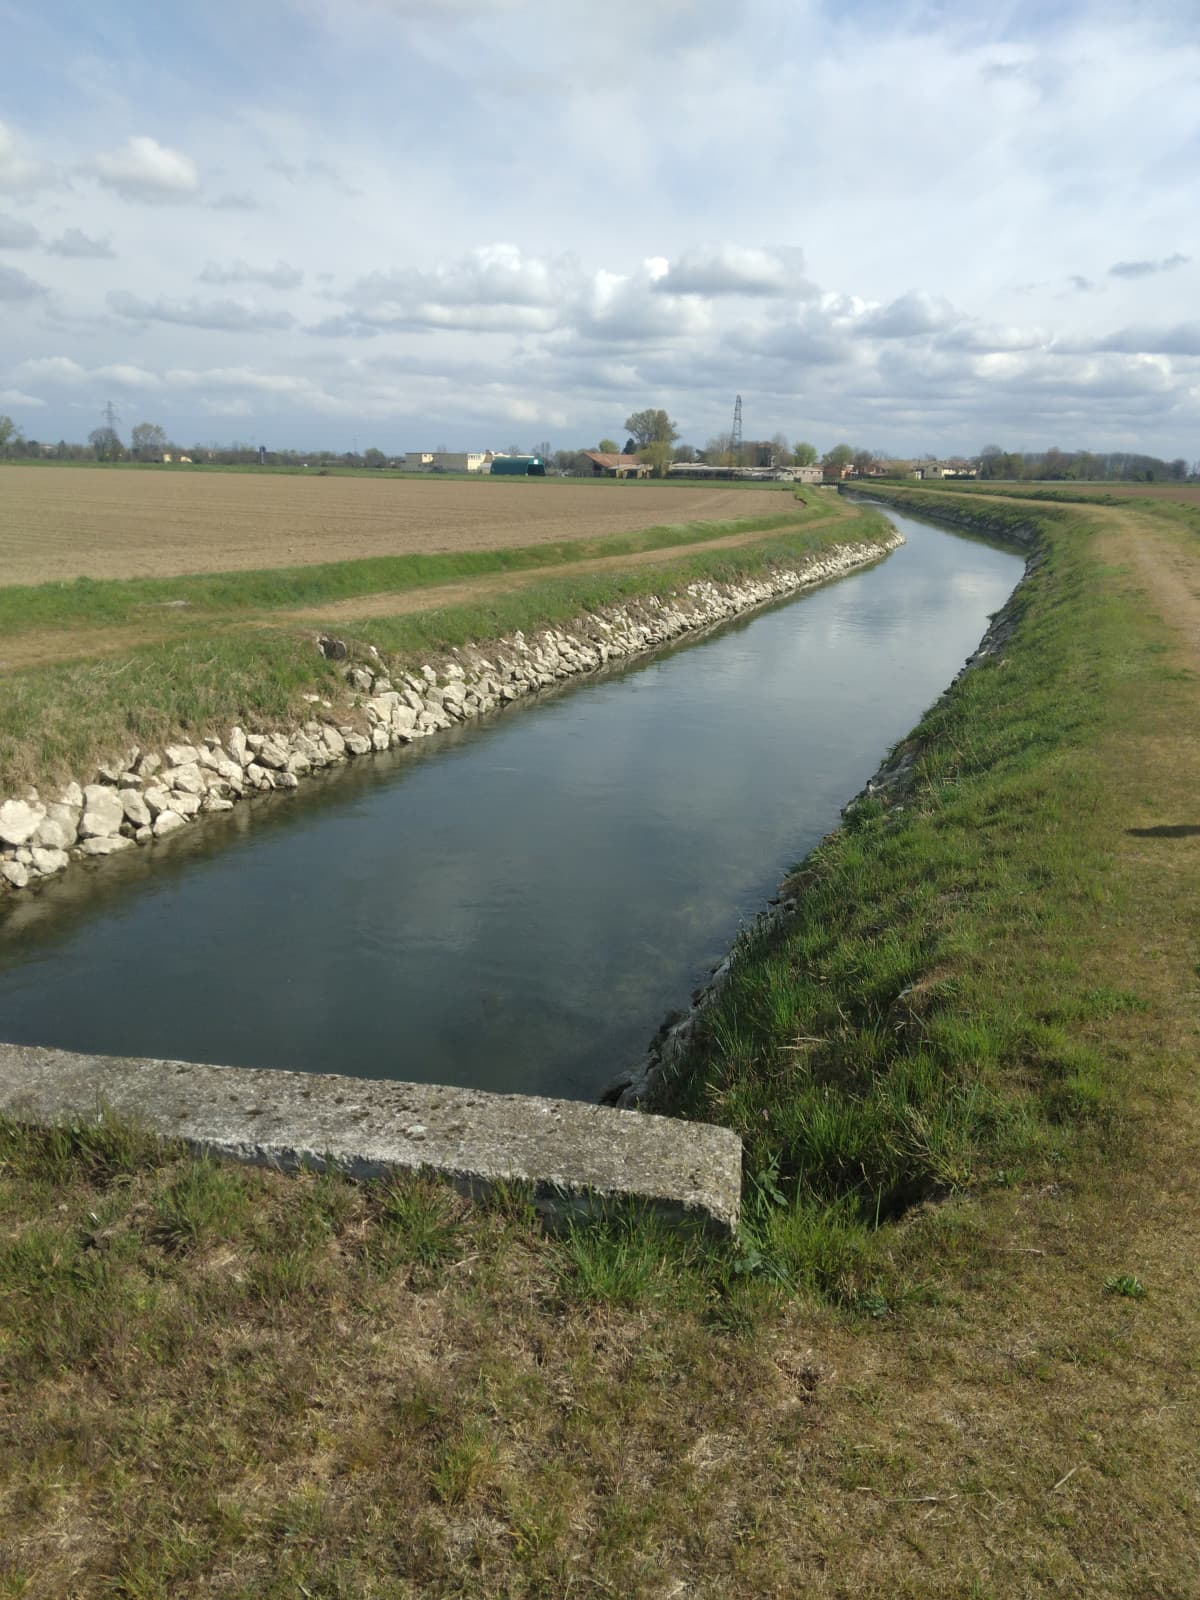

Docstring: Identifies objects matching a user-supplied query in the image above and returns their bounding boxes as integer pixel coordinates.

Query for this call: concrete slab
[0,1042,742,1234]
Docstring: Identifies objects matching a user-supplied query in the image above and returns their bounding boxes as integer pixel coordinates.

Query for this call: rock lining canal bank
[0,529,902,898]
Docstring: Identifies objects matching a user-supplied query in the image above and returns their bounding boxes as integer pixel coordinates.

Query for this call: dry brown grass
[0,466,782,586]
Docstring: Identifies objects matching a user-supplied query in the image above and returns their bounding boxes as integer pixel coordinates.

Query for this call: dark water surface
[0,510,1022,1099]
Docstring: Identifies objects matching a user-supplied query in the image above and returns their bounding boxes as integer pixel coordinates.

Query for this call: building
[403,451,489,473]
[582,451,651,479]
[792,464,823,485]
[489,454,547,477]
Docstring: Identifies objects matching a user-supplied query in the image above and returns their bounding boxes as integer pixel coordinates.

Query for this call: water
[0,509,1022,1100]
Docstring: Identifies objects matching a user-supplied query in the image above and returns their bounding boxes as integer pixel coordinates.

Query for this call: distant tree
[0,415,15,455]
[598,438,619,455]
[822,443,854,470]
[637,440,674,478]
[704,432,736,467]
[505,443,522,456]
[88,425,124,461]
[624,409,679,449]
[532,439,552,461]
[130,421,169,461]
[852,448,874,475]
[673,443,698,464]
[793,441,818,467]
[768,432,793,467]
[363,447,388,468]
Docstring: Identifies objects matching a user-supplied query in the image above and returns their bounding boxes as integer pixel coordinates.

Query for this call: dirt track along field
[0,467,784,586]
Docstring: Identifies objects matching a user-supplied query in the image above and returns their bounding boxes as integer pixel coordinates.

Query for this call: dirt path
[0,513,845,673]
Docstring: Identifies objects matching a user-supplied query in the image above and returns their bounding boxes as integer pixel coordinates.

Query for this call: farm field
[0,465,783,586]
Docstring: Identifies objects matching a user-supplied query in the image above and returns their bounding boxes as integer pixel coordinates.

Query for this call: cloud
[92,136,201,202]
[46,228,115,258]
[1094,323,1200,356]
[0,388,45,408]
[108,290,296,331]
[209,192,263,211]
[198,258,304,289]
[13,356,161,389]
[859,290,962,339]
[0,213,39,249]
[0,263,46,300]
[336,243,574,333]
[1108,253,1190,279]
[0,121,52,193]
[651,245,811,298]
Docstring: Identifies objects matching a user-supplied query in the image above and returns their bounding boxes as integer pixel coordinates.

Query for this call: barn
[489,454,546,477]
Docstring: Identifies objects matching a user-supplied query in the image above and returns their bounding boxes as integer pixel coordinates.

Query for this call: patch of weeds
[554,1210,693,1308]
[428,1420,498,1507]
[370,1172,466,1276]
[150,1157,252,1252]
[1104,1273,1147,1299]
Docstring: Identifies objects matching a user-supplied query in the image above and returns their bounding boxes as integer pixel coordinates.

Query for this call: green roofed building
[489,454,546,476]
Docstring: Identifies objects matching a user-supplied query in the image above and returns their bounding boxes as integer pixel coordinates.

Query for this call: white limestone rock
[119,789,152,828]
[164,742,200,767]
[256,738,289,770]
[1,860,30,888]
[344,734,372,757]
[78,835,134,856]
[166,763,206,797]
[228,726,250,767]
[0,799,44,848]
[170,791,203,819]
[79,786,126,839]
[31,847,69,876]
[153,810,187,837]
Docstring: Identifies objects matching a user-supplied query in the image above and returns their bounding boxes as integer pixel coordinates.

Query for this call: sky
[0,0,1197,459]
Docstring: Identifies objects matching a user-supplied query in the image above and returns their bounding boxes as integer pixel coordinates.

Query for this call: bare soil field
[0,467,782,586]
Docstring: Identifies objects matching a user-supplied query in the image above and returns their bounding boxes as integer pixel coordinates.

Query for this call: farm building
[403,451,489,473]
[582,451,651,479]
[489,455,547,477]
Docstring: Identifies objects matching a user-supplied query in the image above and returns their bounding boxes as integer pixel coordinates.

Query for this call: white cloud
[1108,253,1190,279]
[0,213,39,249]
[0,122,52,193]
[92,136,200,202]
[0,388,46,408]
[14,356,161,389]
[652,245,810,298]
[108,290,295,331]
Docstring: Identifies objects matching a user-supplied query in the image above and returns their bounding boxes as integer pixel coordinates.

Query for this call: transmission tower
[731,394,743,465]
[104,399,120,435]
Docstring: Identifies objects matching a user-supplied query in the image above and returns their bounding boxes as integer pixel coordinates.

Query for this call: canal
[0,508,1023,1100]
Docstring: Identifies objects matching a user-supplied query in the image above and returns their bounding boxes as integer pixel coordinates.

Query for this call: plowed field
[0,468,783,586]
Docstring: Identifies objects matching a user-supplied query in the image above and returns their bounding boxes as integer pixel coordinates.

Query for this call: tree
[768,432,793,467]
[637,440,674,478]
[0,415,15,455]
[793,441,818,467]
[88,426,124,462]
[852,448,874,476]
[363,448,388,468]
[130,421,168,461]
[532,439,552,462]
[598,438,619,455]
[822,443,854,470]
[624,409,679,449]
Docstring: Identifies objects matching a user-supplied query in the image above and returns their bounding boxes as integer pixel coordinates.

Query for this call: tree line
[0,409,1194,482]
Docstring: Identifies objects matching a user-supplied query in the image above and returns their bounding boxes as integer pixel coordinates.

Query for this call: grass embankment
[0,504,879,793]
[3,487,1198,1594]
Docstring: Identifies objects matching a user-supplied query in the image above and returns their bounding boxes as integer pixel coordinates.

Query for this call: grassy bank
[3,487,1198,1593]
[0,507,885,792]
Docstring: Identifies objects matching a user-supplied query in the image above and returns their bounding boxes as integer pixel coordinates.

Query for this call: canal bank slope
[2,487,1199,1593]
[0,511,900,897]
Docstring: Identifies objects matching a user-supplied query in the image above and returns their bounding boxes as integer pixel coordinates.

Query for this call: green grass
[657,491,1169,1295]
[0,509,888,790]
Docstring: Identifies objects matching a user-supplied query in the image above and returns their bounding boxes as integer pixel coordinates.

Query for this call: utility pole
[731,394,743,467]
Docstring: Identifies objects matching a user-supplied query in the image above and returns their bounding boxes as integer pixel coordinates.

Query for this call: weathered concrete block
[0,1043,742,1235]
